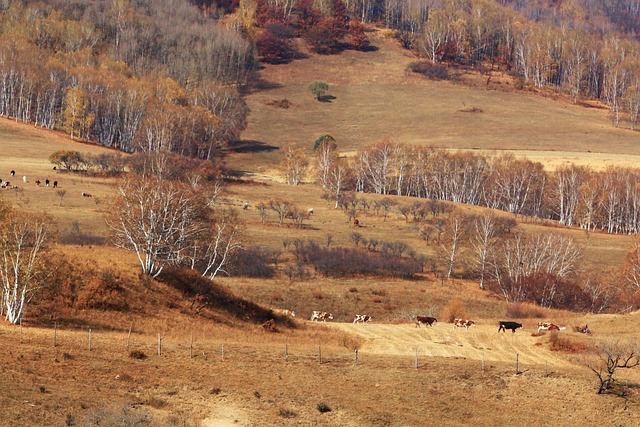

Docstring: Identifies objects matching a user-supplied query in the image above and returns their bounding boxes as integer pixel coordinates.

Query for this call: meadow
[2,30,640,426]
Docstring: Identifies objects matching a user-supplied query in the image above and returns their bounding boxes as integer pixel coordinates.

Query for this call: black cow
[498,321,522,333]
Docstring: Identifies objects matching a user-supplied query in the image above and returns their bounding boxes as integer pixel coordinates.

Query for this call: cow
[10,170,15,176]
[498,321,523,333]
[274,308,295,317]
[53,180,58,188]
[416,316,437,328]
[22,176,27,183]
[45,179,50,187]
[537,322,560,333]
[311,311,334,322]
[575,325,591,334]
[353,314,372,324]
[82,192,93,197]
[353,218,360,227]
[307,208,314,216]
[35,180,41,186]
[453,318,476,331]
[243,202,249,210]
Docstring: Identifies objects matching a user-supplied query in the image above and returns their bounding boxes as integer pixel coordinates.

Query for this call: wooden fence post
[318,346,321,364]
[516,353,519,374]
[482,352,485,372]
[354,349,358,365]
[221,343,225,361]
[88,328,92,352]
[127,325,132,350]
[157,333,162,356]
[190,332,193,359]
[19,319,22,345]
[285,344,289,363]
[53,322,57,348]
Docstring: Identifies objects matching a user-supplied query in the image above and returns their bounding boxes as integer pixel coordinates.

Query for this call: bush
[76,269,128,311]
[230,247,277,278]
[130,350,148,360]
[505,302,546,319]
[317,403,332,413]
[406,61,450,80]
[549,331,589,353]
[441,299,466,323]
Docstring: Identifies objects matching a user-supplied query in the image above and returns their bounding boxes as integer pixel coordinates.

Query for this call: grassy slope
[2,33,640,426]
[237,32,640,174]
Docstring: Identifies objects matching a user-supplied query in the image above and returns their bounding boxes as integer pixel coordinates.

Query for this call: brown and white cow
[353,314,372,324]
[453,318,476,331]
[537,322,560,333]
[311,311,334,322]
[416,316,437,328]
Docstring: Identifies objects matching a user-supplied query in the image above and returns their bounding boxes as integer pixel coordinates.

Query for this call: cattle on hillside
[498,321,522,333]
[416,316,437,328]
[453,318,476,331]
[353,314,372,324]
[311,311,333,322]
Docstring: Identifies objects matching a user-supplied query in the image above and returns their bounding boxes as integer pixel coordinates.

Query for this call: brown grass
[4,30,640,426]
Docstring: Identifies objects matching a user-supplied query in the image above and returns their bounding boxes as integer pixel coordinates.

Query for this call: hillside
[4,17,640,427]
[237,32,640,174]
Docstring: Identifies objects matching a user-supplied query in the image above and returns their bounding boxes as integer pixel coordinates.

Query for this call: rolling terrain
[2,28,640,426]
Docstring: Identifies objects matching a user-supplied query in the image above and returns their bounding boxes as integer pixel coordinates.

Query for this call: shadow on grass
[318,95,337,103]
[227,139,279,154]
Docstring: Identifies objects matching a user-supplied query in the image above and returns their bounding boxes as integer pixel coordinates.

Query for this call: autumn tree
[281,144,308,185]
[107,175,205,278]
[61,86,94,141]
[0,209,54,324]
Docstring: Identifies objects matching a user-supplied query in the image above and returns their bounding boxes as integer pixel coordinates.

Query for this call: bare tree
[269,199,293,226]
[0,211,53,324]
[586,340,640,394]
[471,213,501,289]
[106,176,204,278]
[439,209,471,279]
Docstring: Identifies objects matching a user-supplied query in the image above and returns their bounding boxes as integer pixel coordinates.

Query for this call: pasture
[3,31,640,426]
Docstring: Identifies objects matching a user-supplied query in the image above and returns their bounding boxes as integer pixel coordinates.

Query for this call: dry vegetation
[4,31,640,426]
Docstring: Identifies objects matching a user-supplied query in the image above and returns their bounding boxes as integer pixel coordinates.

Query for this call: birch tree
[0,211,53,324]
[107,176,204,278]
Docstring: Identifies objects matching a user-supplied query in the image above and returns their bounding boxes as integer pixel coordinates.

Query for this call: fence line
[7,324,551,376]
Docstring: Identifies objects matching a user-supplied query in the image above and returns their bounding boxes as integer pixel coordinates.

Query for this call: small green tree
[308,81,329,100]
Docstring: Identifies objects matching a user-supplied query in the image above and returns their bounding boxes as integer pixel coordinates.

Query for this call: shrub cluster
[293,240,422,279]
[406,61,451,80]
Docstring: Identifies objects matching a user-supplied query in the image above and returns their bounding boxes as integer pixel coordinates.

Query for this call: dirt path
[323,322,576,368]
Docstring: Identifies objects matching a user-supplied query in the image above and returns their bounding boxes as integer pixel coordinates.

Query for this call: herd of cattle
[274,309,573,334]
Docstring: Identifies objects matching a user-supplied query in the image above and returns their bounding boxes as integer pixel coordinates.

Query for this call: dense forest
[2,0,640,157]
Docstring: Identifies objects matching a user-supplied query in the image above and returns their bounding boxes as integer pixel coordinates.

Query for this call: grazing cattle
[22,176,27,183]
[35,180,41,186]
[311,311,334,322]
[243,202,249,210]
[575,325,591,334]
[45,179,50,187]
[1,181,10,188]
[453,318,476,331]
[498,321,523,333]
[537,322,560,333]
[416,316,437,328]
[274,309,295,317]
[353,218,360,227]
[307,208,314,216]
[353,314,372,324]
[10,170,15,176]
[53,180,58,188]
[82,192,93,197]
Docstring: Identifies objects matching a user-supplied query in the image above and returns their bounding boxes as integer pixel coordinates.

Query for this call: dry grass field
[3,31,640,426]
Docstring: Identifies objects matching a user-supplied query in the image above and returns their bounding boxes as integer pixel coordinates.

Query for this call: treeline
[305,140,640,235]
[0,0,254,158]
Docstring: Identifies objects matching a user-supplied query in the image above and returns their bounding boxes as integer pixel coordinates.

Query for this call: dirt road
[324,321,577,368]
